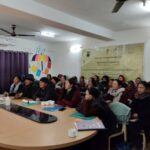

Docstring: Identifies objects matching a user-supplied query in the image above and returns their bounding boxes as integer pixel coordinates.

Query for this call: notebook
[71,111,96,120]
[42,105,65,112]
[74,118,105,131]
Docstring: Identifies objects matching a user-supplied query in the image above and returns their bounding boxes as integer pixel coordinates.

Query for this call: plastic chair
[140,130,146,150]
[108,102,131,150]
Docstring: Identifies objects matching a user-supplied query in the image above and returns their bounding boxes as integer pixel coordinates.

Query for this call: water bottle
[5,96,11,106]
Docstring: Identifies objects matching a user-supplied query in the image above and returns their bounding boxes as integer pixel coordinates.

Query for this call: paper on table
[74,118,105,131]
[43,105,65,112]
[22,100,40,106]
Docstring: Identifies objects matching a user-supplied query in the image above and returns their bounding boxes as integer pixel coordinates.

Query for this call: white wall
[0,36,55,78]
[1,28,150,81]
[144,40,150,81]
[52,43,82,78]
[51,28,150,80]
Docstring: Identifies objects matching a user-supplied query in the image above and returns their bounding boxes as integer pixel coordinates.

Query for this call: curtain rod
[0,49,34,54]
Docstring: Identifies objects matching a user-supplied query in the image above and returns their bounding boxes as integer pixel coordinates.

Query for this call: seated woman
[120,80,137,105]
[98,75,110,96]
[134,77,142,88]
[118,74,128,88]
[79,76,86,91]
[33,77,57,101]
[15,74,38,99]
[56,75,66,89]
[87,77,98,89]
[51,76,65,98]
[105,79,125,103]
[47,74,52,82]
[77,87,117,132]
[77,87,117,150]
[57,77,81,108]
[128,81,150,148]
[4,75,22,96]
[79,76,86,98]
[51,76,60,88]
[93,74,100,86]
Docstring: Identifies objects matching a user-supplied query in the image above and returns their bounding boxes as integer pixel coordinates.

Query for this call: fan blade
[112,1,126,13]
[0,28,12,34]
[16,34,35,37]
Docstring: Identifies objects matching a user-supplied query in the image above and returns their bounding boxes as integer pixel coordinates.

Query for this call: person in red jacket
[120,80,137,105]
[57,77,81,108]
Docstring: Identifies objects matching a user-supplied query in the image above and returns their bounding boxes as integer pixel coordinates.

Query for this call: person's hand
[15,93,23,99]
[132,113,138,119]
[3,92,9,96]
[85,95,93,101]
[106,100,111,104]
[36,98,40,102]
[86,99,92,101]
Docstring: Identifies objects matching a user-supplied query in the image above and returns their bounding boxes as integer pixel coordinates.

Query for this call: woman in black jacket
[33,77,57,101]
[4,75,22,96]
[77,87,117,150]
[128,81,150,148]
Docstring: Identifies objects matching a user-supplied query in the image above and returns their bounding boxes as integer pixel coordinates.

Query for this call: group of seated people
[3,73,150,149]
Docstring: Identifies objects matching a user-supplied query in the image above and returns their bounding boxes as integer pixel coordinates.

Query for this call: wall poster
[81,43,144,80]
[29,48,52,79]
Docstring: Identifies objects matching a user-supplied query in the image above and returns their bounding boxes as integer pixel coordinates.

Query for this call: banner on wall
[81,43,144,80]
[29,48,52,79]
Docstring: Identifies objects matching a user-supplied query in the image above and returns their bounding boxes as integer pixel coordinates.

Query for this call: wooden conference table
[0,99,97,150]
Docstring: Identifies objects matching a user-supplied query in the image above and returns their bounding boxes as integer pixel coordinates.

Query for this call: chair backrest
[109,102,131,124]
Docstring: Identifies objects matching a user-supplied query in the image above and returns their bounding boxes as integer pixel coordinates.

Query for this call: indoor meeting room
[0,0,150,150]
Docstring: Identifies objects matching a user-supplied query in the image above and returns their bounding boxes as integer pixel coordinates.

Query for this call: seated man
[15,74,38,99]
[33,77,57,101]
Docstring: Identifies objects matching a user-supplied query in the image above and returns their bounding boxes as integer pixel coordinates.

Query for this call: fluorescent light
[70,44,82,53]
[41,31,55,38]
[141,0,150,11]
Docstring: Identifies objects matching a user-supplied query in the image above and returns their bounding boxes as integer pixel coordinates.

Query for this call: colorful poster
[81,43,144,80]
[30,51,52,78]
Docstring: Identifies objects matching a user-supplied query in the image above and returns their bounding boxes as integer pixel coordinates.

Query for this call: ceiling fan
[0,25,35,37]
[112,0,147,13]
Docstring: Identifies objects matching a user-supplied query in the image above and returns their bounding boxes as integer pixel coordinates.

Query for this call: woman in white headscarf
[4,75,22,96]
[106,79,125,103]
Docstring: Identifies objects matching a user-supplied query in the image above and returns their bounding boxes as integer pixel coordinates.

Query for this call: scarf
[108,88,125,102]
[134,92,150,100]
[9,82,21,94]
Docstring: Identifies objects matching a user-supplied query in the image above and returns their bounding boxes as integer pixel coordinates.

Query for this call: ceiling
[0,0,150,43]
[0,14,84,43]
[35,0,150,31]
